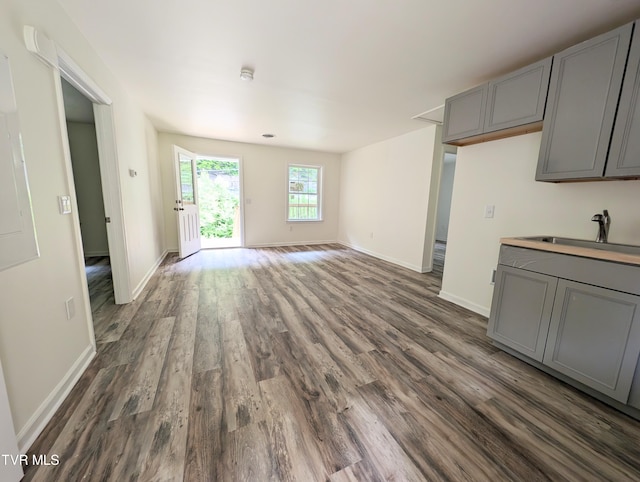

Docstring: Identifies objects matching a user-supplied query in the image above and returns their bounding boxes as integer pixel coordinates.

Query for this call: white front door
[174,146,201,259]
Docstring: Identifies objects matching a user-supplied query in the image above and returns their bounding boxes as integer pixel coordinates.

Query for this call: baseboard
[132,250,168,300]
[337,241,424,273]
[246,240,337,248]
[17,344,95,453]
[437,290,490,317]
[83,250,109,257]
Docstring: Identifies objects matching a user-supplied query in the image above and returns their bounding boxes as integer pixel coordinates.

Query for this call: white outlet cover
[484,205,495,218]
[65,297,75,319]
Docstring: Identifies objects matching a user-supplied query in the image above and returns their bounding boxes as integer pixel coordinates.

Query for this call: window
[287,164,322,221]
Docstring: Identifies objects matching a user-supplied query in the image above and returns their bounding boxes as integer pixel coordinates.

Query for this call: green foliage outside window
[197,160,239,239]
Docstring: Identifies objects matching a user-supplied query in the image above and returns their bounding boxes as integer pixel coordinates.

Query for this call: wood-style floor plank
[109,316,175,420]
[184,369,224,482]
[23,243,640,481]
[221,318,265,433]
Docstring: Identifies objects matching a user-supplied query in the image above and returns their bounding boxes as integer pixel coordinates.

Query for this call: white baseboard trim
[168,241,340,252]
[132,250,168,300]
[338,241,424,273]
[17,344,95,453]
[83,250,110,257]
[438,290,490,317]
[246,240,337,248]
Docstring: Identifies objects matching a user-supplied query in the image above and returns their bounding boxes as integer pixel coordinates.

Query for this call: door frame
[55,50,131,306]
[25,29,132,350]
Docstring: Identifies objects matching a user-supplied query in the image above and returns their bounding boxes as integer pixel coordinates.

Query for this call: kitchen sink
[520,236,640,256]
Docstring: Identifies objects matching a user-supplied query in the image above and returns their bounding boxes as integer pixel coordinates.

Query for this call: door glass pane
[179,153,195,204]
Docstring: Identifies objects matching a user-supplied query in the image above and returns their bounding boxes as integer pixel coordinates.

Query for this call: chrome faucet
[591,209,611,243]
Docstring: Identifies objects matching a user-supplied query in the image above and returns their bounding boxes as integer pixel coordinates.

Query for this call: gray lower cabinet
[442,84,487,143]
[606,26,640,178]
[536,23,633,181]
[487,266,557,362]
[543,280,640,403]
[488,244,640,414]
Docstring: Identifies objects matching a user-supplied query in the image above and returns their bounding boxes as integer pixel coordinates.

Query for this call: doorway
[433,150,457,278]
[60,79,114,316]
[196,156,242,249]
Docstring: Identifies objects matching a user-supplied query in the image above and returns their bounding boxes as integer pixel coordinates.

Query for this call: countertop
[500,237,640,266]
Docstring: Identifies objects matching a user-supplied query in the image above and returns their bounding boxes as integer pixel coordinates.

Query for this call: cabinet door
[484,57,552,133]
[536,23,633,181]
[543,280,640,403]
[442,84,487,143]
[487,266,557,362]
[606,27,640,178]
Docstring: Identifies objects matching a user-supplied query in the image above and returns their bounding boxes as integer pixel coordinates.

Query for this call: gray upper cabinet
[606,29,640,178]
[543,279,640,403]
[442,84,487,143]
[487,265,557,362]
[536,23,633,181]
[442,58,551,145]
[484,57,552,133]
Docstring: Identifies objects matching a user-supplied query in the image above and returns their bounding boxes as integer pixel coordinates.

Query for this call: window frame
[286,163,323,222]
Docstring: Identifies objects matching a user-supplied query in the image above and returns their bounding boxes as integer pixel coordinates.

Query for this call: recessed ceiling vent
[412,105,445,125]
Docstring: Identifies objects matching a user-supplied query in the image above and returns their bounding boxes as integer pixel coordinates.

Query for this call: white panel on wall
[0,53,39,272]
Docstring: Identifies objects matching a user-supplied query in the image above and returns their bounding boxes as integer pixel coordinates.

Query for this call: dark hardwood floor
[84,256,114,315]
[24,244,640,481]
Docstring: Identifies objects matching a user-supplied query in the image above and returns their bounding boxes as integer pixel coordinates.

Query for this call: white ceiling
[56,0,640,153]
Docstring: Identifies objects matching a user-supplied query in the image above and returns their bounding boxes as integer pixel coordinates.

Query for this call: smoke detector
[240,68,254,81]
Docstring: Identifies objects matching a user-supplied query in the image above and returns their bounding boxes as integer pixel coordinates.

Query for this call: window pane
[179,155,195,204]
[288,165,320,221]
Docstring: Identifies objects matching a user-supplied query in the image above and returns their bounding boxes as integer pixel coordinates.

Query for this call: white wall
[440,132,640,316]
[435,154,456,242]
[158,133,341,249]
[338,125,441,272]
[0,0,163,450]
[67,121,109,256]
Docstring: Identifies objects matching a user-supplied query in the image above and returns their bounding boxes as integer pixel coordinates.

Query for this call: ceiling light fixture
[262,133,275,138]
[240,68,254,81]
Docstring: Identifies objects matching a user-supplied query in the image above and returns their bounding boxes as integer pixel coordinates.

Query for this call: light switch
[65,297,75,319]
[484,204,495,218]
[58,195,72,214]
